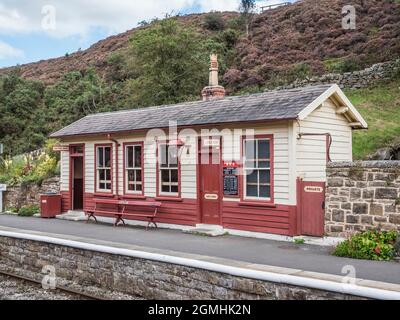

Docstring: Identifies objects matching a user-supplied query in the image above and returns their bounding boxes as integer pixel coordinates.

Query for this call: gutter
[0,230,399,300]
[107,134,120,199]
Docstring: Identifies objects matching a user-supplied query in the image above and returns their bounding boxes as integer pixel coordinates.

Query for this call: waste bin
[40,193,62,218]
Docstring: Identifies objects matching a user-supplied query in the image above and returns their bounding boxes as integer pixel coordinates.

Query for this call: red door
[199,140,221,225]
[300,181,326,237]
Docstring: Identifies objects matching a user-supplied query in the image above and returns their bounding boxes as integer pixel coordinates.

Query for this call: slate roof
[50,84,334,138]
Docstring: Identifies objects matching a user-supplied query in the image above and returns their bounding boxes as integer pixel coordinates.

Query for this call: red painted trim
[240,134,275,204]
[296,177,303,236]
[238,201,277,208]
[155,197,183,202]
[94,143,114,196]
[156,140,182,199]
[69,144,85,211]
[122,142,145,197]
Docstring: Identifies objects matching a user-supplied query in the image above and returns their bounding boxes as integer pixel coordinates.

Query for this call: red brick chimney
[201,54,226,101]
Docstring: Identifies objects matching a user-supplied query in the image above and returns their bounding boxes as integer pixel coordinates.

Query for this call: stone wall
[276,59,400,90]
[0,236,363,300]
[3,177,60,211]
[326,161,400,237]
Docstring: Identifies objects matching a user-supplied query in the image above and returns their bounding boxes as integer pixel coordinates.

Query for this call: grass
[346,78,400,159]
[294,238,306,245]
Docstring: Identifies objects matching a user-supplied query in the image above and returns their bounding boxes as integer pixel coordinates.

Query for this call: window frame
[123,142,144,197]
[241,135,274,203]
[94,144,113,194]
[156,141,181,198]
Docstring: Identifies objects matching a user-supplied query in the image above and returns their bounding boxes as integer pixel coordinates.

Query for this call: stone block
[341,203,351,210]
[350,189,361,200]
[353,203,368,215]
[375,188,398,200]
[332,210,345,222]
[369,204,384,216]
[374,216,388,223]
[389,214,400,225]
[347,215,360,224]
[362,190,374,199]
[328,178,344,187]
[330,225,344,233]
[385,204,396,213]
[361,216,373,224]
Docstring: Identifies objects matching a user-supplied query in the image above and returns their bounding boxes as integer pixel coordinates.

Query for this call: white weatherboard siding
[60,151,69,192]
[296,98,353,182]
[59,122,292,205]
[220,122,292,205]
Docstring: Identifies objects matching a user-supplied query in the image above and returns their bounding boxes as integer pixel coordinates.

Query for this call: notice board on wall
[223,165,239,196]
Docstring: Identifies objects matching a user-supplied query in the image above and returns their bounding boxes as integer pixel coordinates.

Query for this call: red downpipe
[298,133,333,163]
[107,134,120,199]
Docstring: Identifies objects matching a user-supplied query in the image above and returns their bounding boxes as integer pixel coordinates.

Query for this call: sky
[0,0,296,68]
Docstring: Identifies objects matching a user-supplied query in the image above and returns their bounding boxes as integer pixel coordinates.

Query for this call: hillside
[1,0,399,88]
[0,0,399,158]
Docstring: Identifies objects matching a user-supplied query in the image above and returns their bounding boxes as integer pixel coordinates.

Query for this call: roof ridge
[86,84,335,118]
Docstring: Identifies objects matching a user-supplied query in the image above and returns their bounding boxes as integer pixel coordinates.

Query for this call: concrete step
[184,224,226,237]
[56,211,87,222]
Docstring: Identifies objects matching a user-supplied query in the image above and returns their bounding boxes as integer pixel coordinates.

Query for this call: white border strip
[1,230,399,300]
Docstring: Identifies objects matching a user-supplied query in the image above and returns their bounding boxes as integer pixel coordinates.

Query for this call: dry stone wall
[3,177,60,211]
[0,236,364,300]
[326,161,400,237]
[276,60,400,90]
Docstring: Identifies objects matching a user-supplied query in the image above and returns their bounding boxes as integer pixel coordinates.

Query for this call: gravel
[0,274,86,300]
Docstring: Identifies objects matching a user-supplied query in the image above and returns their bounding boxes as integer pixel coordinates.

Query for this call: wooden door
[71,156,84,210]
[300,181,326,237]
[199,141,221,225]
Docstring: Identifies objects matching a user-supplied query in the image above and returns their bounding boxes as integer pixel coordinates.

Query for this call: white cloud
[0,40,24,59]
[0,0,241,38]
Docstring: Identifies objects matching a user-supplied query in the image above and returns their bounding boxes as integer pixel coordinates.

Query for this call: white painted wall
[59,121,293,205]
[60,150,69,192]
[296,98,353,182]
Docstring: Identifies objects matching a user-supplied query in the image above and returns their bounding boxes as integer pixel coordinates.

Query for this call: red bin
[40,194,62,218]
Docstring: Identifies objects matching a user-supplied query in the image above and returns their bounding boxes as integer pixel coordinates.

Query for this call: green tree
[125,17,211,107]
[44,69,110,133]
[239,0,256,37]
[0,70,46,156]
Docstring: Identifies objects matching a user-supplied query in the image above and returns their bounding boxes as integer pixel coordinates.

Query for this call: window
[125,144,143,194]
[96,145,112,192]
[243,138,272,200]
[159,144,179,195]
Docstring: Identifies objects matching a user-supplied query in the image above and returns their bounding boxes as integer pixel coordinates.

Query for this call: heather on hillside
[1,0,398,91]
[0,1,399,158]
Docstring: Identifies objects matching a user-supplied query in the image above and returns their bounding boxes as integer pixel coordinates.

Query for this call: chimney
[201,54,226,101]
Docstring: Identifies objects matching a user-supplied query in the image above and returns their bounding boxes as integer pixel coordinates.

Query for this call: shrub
[333,230,399,261]
[203,13,225,31]
[18,205,40,217]
[5,207,18,214]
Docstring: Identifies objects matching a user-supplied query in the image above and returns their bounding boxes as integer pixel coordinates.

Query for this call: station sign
[53,145,69,152]
[203,138,220,148]
[304,186,324,193]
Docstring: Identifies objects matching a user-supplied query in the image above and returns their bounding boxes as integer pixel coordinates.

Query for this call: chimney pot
[202,54,225,101]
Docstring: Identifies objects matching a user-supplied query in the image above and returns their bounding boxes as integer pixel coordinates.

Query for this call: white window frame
[125,144,143,195]
[243,138,272,201]
[158,144,179,196]
[96,146,112,193]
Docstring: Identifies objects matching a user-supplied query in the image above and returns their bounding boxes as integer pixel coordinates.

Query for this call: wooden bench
[85,199,162,230]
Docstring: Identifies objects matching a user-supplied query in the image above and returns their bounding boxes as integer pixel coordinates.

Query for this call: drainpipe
[298,133,333,163]
[107,134,120,199]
